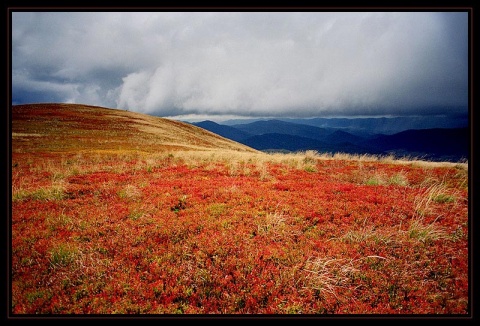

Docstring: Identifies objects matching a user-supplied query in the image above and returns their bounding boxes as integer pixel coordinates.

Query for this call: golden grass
[168,149,468,171]
[12,103,258,154]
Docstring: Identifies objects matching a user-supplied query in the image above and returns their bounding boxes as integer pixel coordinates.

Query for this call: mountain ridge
[191,119,469,162]
[220,115,468,135]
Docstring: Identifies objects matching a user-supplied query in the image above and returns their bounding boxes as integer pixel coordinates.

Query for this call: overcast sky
[11,11,468,121]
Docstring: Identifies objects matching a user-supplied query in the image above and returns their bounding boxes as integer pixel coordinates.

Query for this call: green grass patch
[433,194,455,203]
[48,244,78,268]
[13,185,65,202]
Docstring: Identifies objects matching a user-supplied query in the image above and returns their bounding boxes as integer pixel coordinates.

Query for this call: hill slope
[12,103,258,154]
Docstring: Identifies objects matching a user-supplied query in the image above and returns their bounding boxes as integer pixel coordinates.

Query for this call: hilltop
[12,103,258,155]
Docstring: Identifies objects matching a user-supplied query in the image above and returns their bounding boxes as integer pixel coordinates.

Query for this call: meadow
[10,104,469,315]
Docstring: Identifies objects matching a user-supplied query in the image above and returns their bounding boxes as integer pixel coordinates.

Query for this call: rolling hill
[11,103,259,154]
[192,120,252,143]
[231,119,332,140]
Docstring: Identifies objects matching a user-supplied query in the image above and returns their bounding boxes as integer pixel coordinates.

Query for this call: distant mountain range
[191,116,469,162]
[220,115,469,135]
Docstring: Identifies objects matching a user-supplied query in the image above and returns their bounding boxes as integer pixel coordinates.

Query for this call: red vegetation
[10,104,469,315]
[11,155,469,314]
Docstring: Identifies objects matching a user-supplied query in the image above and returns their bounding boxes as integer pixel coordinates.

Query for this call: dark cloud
[11,11,468,119]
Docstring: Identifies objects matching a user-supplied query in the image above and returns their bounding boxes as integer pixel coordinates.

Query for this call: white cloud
[12,11,468,118]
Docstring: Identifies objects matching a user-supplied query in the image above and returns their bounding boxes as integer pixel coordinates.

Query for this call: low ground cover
[11,150,469,314]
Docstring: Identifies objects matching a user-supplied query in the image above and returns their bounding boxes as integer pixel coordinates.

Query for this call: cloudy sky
[11,11,469,121]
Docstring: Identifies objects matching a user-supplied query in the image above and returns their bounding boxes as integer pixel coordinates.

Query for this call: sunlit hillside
[12,103,258,155]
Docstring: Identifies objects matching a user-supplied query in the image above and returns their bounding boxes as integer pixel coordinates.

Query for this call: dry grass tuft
[302,256,386,300]
[407,217,448,243]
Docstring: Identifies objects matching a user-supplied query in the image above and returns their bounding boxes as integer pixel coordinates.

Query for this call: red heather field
[10,104,470,315]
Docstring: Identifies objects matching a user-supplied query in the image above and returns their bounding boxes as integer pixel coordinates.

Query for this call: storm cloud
[11,11,468,119]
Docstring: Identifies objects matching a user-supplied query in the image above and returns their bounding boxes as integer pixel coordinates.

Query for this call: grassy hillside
[12,103,258,154]
[10,103,469,315]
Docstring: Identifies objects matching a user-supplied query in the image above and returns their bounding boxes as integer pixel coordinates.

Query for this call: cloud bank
[12,11,468,119]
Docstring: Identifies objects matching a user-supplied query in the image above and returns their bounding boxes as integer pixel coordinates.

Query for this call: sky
[11,11,469,122]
